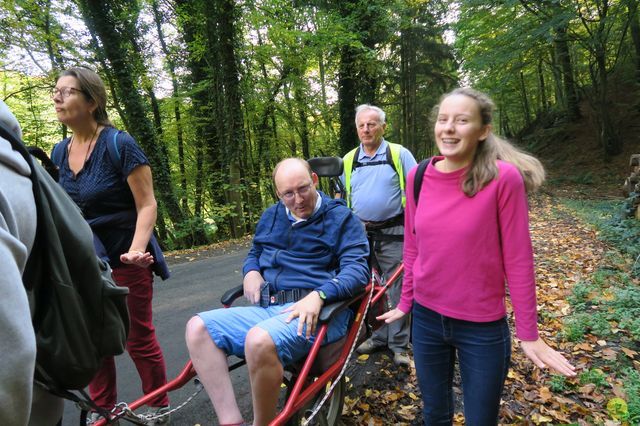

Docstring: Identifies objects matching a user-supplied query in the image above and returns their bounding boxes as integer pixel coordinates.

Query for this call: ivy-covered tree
[75,0,194,244]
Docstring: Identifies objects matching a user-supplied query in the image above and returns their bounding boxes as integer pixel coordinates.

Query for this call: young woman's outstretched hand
[376,308,407,324]
[520,338,576,377]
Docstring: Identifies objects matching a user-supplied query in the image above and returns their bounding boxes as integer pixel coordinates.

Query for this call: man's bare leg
[185,316,244,425]
[245,327,284,426]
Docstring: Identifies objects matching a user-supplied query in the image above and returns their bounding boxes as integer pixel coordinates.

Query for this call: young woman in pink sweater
[379,88,575,425]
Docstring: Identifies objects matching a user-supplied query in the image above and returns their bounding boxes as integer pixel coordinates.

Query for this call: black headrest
[308,157,343,177]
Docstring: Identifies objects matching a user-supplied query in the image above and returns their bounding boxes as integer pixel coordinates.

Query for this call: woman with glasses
[50,67,170,424]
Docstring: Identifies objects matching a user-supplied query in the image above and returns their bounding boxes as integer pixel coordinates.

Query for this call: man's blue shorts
[198,302,352,366]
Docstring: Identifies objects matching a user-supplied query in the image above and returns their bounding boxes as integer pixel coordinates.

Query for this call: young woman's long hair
[434,88,545,196]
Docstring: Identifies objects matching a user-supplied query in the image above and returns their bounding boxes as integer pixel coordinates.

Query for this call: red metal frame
[93,263,404,426]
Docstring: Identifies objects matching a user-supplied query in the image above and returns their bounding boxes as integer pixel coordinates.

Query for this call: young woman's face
[52,76,95,127]
[434,94,490,166]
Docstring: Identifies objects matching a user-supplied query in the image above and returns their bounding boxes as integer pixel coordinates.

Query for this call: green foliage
[166,216,217,251]
[563,311,611,341]
[579,368,608,389]
[1,71,60,149]
[548,374,568,392]
[454,0,635,156]
[622,368,640,423]
[567,280,596,308]
[612,287,640,340]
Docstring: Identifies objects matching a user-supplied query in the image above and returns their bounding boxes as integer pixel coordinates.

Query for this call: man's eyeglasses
[51,87,85,99]
[280,183,313,201]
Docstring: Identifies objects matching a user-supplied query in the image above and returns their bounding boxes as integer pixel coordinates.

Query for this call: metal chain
[301,277,377,425]
[108,381,204,425]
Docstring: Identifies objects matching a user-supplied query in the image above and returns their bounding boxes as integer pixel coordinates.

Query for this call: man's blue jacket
[242,191,369,303]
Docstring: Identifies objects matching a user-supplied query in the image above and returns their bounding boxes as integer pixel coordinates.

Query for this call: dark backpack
[0,124,130,391]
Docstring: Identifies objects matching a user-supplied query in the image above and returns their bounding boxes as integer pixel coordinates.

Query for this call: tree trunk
[151,0,190,214]
[538,58,548,112]
[338,44,358,155]
[554,23,581,119]
[628,0,640,84]
[594,44,621,156]
[549,45,565,109]
[294,85,310,159]
[519,70,531,126]
[590,0,622,157]
[88,32,129,130]
[175,0,227,239]
[217,0,246,238]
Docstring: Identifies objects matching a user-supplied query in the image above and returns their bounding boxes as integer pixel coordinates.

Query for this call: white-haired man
[343,104,417,367]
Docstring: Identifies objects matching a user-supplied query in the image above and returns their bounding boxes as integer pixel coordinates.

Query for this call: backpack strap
[106,129,123,175]
[411,157,431,235]
[413,157,432,206]
[27,147,59,181]
[50,138,70,168]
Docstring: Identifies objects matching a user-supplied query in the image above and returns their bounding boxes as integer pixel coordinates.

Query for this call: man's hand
[243,270,264,304]
[283,291,324,339]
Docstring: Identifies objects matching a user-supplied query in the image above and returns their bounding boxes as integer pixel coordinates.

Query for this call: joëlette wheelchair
[91,157,404,426]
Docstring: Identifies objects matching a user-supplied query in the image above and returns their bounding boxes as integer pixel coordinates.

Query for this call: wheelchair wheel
[287,375,346,426]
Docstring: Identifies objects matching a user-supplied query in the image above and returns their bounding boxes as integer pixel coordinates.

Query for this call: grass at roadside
[556,198,640,424]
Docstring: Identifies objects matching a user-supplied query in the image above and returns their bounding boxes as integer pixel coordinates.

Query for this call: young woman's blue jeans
[412,303,511,426]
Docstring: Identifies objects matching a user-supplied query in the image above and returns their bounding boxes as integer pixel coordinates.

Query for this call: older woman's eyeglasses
[51,87,85,99]
[280,183,313,201]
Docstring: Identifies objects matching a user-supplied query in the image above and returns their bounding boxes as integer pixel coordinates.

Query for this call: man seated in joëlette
[185,157,369,426]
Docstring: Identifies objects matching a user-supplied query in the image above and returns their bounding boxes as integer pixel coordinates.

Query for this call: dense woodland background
[1,0,638,249]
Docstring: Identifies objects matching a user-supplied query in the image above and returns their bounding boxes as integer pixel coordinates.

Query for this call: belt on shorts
[268,288,313,306]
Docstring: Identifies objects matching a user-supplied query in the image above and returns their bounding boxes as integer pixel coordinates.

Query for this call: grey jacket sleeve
[0,101,37,426]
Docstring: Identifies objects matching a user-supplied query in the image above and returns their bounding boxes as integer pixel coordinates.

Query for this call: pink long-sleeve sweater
[398,157,539,341]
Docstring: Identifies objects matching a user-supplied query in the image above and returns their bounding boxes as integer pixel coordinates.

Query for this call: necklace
[68,125,99,166]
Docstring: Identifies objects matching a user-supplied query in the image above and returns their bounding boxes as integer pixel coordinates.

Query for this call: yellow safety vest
[343,142,405,208]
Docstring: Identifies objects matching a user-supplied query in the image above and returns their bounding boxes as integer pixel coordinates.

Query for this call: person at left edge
[0,100,64,426]
[50,67,171,424]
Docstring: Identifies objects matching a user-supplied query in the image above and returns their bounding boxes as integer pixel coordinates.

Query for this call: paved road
[62,247,253,425]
